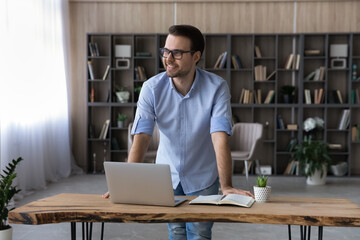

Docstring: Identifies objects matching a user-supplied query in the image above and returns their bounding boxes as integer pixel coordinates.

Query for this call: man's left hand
[222,187,255,198]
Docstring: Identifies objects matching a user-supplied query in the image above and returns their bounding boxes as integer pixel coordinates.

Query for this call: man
[104,25,253,240]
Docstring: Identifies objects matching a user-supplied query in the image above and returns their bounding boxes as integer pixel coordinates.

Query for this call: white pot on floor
[0,226,13,240]
[306,164,327,185]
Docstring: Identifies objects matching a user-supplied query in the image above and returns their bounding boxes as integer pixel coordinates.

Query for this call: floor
[11,174,360,240]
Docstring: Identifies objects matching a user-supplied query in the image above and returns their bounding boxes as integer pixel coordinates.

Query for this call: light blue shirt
[132,67,232,194]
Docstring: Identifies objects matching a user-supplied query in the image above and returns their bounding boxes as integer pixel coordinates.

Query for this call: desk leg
[318,226,323,240]
[288,225,292,240]
[100,222,104,240]
[71,222,76,240]
[72,222,105,240]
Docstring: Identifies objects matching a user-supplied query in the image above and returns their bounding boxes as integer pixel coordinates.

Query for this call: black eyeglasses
[159,48,195,60]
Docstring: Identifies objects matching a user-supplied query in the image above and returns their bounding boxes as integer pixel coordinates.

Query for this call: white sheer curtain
[0,0,75,197]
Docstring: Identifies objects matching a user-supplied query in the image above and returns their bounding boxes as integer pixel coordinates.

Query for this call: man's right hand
[102,191,110,198]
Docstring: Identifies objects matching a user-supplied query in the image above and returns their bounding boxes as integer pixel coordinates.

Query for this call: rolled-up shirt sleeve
[131,82,156,136]
[210,81,232,135]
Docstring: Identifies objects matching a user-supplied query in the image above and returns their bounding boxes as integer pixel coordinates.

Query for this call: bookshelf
[86,33,360,176]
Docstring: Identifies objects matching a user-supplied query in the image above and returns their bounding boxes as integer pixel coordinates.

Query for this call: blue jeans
[167,178,219,240]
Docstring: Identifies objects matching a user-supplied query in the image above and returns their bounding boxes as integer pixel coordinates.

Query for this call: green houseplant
[280,85,296,103]
[253,175,271,202]
[293,117,332,185]
[0,157,23,238]
[117,113,127,128]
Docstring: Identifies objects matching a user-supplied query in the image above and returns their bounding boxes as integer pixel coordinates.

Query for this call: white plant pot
[117,121,124,128]
[116,91,130,103]
[253,186,271,202]
[0,226,13,240]
[306,164,327,185]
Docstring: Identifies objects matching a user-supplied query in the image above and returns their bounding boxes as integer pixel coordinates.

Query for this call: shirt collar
[168,67,199,98]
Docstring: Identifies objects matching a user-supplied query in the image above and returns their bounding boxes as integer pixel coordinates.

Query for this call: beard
[164,62,191,79]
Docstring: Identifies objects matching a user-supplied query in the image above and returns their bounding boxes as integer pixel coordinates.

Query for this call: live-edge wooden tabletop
[8,193,360,227]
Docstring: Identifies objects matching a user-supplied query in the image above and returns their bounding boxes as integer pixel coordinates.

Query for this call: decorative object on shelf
[330,44,348,69]
[330,162,348,176]
[253,175,271,202]
[0,157,23,240]
[280,85,295,103]
[115,45,131,69]
[117,113,127,128]
[304,49,320,56]
[352,64,358,81]
[293,135,332,185]
[303,117,324,139]
[115,86,130,103]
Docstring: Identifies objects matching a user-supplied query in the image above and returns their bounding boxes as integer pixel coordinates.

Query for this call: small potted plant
[115,85,130,103]
[280,85,296,103]
[253,175,271,202]
[117,113,127,128]
[0,157,23,240]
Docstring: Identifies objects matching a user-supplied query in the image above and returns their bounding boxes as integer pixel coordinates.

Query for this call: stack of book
[214,52,227,69]
[284,53,300,70]
[231,55,242,69]
[304,66,325,81]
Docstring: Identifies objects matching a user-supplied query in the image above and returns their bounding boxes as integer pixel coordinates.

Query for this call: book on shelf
[254,45,262,58]
[338,109,350,130]
[351,88,360,104]
[257,89,262,104]
[213,52,224,69]
[284,54,300,70]
[336,90,344,104]
[295,54,300,70]
[219,51,228,69]
[284,54,294,69]
[239,88,246,103]
[283,160,299,175]
[304,71,316,81]
[286,138,298,152]
[135,52,151,57]
[305,89,310,104]
[88,42,100,57]
[90,88,95,102]
[314,88,324,104]
[189,194,255,208]
[136,66,147,81]
[231,55,242,69]
[214,52,227,69]
[87,61,95,80]
[276,115,285,130]
[264,90,275,104]
[313,67,325,81]
[99,119,110,139]
[351,124,360,142]
[266,70,276,81]
[102,65,110,80]
[254,65,267,81]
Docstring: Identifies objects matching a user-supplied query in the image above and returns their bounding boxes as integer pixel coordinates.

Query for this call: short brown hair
[168,25,205,56]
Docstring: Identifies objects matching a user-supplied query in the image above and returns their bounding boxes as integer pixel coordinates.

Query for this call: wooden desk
[9,193,360,240]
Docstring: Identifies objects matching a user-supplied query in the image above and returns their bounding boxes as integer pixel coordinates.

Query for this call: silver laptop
[104,162,186,207]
